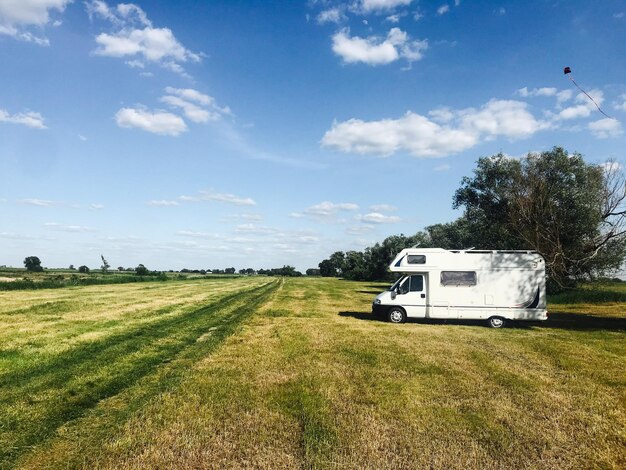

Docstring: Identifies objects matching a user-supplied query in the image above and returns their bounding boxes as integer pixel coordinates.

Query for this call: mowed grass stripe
[0,280,244,349]
[1,278,279,469]
[0,279,260,374]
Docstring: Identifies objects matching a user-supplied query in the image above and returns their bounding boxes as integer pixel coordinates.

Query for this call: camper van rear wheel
[487,316,506,328]
[388,307,406,324]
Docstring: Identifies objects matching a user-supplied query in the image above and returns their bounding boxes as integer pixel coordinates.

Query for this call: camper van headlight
[374,299,382,305]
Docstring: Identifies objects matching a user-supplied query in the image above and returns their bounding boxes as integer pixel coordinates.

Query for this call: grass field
[1,278,624,469]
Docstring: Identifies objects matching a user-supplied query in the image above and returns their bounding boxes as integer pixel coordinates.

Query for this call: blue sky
[1,0,625,272]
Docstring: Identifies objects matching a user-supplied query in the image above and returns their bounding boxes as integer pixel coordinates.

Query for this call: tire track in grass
[0,280,279,469]
[272,376,337,468]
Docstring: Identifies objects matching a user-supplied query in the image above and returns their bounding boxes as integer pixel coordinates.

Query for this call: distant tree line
[19,259,309,278]
[319,148,626,290]
[178,266,303,276]
[257,266,302,277]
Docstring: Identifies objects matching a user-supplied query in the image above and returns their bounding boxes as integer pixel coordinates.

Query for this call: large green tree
[453,147,626,286]
[23,256,43,272]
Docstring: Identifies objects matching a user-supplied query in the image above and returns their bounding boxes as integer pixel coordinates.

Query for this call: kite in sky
[563,66,612,119]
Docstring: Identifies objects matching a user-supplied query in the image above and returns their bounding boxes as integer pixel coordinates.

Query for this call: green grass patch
[548,281,626,304]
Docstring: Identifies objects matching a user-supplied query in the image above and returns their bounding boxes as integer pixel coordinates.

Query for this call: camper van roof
[401,248,538,254]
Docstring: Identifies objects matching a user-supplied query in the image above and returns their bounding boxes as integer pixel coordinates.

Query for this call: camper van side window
[409,275,423,292]
[440,271,477,286]
[407,255,426,264]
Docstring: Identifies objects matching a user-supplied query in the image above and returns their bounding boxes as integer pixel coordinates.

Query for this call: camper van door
[396,274,426,318]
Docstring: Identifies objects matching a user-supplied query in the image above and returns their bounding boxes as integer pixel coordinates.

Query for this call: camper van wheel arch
[487,316,506,328]
[388,307,407,324]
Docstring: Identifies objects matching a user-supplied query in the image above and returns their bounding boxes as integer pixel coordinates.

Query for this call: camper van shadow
[538,312,626,331]
[338,311,626,332]
[339,311,493,328]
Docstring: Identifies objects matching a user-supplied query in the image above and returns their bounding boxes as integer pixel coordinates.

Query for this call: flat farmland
[1,278,625,469]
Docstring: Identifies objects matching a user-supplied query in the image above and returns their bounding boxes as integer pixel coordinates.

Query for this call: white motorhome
[372,248,548,328]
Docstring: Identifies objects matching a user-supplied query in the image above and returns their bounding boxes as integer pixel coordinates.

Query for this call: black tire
[487,316,506,328]
[388,307,407,324]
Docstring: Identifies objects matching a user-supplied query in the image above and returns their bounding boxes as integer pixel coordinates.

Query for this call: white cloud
[434,163,451,171]
[555,104,592,120]
[458,99,546,139]
[220,213,263,222]
[86,0,118,23]
[0,109,47,129]
[554,89,604,121]
[428,107,454,123]
[160,95,211,123]
[160,87,230,123]
[176,230,220,239]
[125,59,144,68]
[437,5,450,15]
[358,212,401,224]
[163,87,213,106]
[19,198,55,207]
[323,113,475,157]
[115,107,187,136]
[614,94,626,112]
[116,3,151,26]
[0,232,45,240]
[357,0,413,13]
[94,28,199,63]
[179,190,256,206]
[385,14,401,23]
[88,1,200,75]
[310,201,359,215]
[0,0,70,45]
[234,224,276,235]
[588,118,623,139]
[147,200,179,206]
[296,235,320,244]
[292,201,359,219]
[516,87,558,98]
[317,7,345,24]
[18,199,104,210]
[556,89,573,105]
[332,27,427,66]
[322,99,547,158]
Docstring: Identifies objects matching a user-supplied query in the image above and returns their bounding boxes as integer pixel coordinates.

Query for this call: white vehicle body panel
[373,248,548,322]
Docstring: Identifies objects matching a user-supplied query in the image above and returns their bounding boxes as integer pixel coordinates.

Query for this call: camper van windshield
[389,276,406,291]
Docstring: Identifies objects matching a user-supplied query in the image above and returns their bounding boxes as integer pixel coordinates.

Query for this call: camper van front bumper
[372,302,390,317]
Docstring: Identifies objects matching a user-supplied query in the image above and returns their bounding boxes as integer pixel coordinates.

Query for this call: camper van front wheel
[388,307,406,324]
[487,316,506,328]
